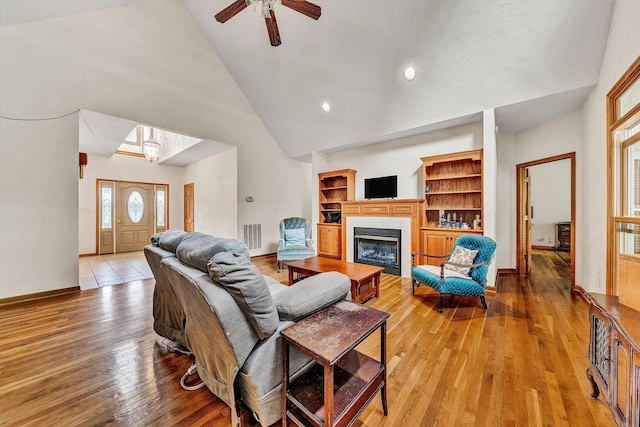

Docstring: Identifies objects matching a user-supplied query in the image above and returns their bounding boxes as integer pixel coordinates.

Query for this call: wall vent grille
[243,224,262,250]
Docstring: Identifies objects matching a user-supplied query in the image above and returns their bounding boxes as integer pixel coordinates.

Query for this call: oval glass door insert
[127,190,144,223]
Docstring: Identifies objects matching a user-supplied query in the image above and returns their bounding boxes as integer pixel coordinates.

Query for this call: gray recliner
[145,230,351,426]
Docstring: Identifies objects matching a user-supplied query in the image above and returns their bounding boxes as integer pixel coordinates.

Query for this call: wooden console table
[281,301,389,427]
[586,293,640,426]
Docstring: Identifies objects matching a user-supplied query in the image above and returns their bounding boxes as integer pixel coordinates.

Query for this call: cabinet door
[632,349,639,427]
[420,231,453,266]
[612,328,632,426]
[330,226,342,258]
[589,308,611,395]
[317,225,332,256]
[317,225,341,259]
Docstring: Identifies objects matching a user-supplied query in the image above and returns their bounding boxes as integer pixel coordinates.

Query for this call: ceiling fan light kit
[215,0,321,46]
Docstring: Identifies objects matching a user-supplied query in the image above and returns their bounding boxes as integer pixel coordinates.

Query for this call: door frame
[515,152,576,288]
[95,178,170,255]
[184,182,194,232]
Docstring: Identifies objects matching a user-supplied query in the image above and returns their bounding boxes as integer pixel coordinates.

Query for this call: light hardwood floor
[0,252,614,426]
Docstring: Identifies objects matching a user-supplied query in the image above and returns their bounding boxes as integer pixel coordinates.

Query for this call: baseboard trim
[532,245,555,251]
[79,252,98,257]
[250,252,277,260]
[498,268,517,275]
[0,286,81,307]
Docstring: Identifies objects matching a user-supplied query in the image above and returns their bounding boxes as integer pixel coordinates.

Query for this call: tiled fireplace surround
[342,199,424,279]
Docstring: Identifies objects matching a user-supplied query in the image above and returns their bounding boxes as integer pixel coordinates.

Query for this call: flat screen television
[364,175,397,199]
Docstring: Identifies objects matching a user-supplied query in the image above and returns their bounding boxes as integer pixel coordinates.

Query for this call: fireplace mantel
[340,199,425,261]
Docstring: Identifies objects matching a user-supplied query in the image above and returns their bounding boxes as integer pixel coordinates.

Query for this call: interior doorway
[97,179,169,254]
[516,153,576,290]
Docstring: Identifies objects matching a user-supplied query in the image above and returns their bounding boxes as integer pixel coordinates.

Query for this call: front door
[115,182,153,253]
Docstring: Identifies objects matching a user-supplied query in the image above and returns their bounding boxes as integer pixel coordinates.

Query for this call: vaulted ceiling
[1,0,615,160]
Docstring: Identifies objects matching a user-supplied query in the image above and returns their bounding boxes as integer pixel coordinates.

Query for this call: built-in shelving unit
[421,149,483,229]
[318,169,356,259]
[318,169,356,224]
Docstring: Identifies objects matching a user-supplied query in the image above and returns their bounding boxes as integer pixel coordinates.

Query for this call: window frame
[606,56,640,295]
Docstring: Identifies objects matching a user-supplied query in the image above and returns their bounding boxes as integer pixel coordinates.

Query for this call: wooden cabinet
[587,293,640,427]
[317,224,342,259]
[318,169,355,258]
[421,149,483,230]
[555,222,571,252]
[418,229,482,266]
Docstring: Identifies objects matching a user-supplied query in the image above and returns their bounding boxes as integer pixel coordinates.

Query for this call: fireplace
[353,227,401,276]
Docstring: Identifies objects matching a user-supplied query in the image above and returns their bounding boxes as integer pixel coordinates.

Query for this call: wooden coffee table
[281,300,389,427]
[286,257,384,304]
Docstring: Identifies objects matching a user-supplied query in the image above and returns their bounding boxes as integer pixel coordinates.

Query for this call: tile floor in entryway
[79,251,151,289]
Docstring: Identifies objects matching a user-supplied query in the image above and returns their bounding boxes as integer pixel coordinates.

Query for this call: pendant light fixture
[143,127,160,162]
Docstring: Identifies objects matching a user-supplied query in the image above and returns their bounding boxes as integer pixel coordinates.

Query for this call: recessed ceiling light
[322,102,331,112]
[404,66,416,81]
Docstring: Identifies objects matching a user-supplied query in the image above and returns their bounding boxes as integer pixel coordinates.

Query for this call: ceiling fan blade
[214,0,248,23]
[281,0,321,20]
[264,11,281,46]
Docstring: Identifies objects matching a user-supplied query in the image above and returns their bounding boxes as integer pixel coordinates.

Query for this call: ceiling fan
[214,0,321,47]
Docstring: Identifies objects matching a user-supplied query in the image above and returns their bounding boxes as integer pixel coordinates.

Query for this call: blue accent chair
[411,234,497,312]
[276,217,316,272]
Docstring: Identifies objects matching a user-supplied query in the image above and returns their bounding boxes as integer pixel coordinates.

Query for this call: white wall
[237,143,313,254]
[529,160,571,247]
[0,0,309,298]
[496,133,516,269]
[183,147,238,238]
[317,121,483,201]
[578,0,640,293]
[0,117,78,298]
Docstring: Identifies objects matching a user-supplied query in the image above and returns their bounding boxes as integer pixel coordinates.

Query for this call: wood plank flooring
[0,252,614,426]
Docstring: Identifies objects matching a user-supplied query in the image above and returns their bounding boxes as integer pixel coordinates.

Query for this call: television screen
[364,175,397,199]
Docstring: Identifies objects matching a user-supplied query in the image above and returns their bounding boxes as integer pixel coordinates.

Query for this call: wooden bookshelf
[421,149,483,230]
[318,169,356,258]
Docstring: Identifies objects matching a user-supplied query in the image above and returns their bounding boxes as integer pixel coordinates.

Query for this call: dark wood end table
[281,300,390,427]
[286,257,384,304]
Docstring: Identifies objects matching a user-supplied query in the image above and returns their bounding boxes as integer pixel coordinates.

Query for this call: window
[127,191,144,223]
[156,188,165,227]
[607,56,640,300]
[101,187,112,229]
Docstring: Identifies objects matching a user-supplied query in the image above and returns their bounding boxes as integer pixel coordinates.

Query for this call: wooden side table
[281,300,390,427]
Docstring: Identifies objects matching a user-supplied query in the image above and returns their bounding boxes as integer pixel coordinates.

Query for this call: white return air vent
[243,224,262,250]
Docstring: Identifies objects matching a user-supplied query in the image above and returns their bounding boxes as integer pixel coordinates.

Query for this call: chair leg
[480,295,488,309]
[439,293,444,313]
[276,260,280,273]
[411,279,415,295]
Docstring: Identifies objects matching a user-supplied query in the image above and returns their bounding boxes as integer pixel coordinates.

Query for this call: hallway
[529,248,572,292]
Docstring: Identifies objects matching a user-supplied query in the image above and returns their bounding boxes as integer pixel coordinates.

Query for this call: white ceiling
[1,0,615,160]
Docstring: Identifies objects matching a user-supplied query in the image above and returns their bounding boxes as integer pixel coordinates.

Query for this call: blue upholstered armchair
[276,217,316,272]
[411,234,496,313]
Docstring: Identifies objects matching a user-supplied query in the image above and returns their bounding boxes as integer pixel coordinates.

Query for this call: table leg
[282,341,290,426]
[324,364,334,426]
[375,272,381,298]
[381,321,388,416]
[288,266,294,285]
